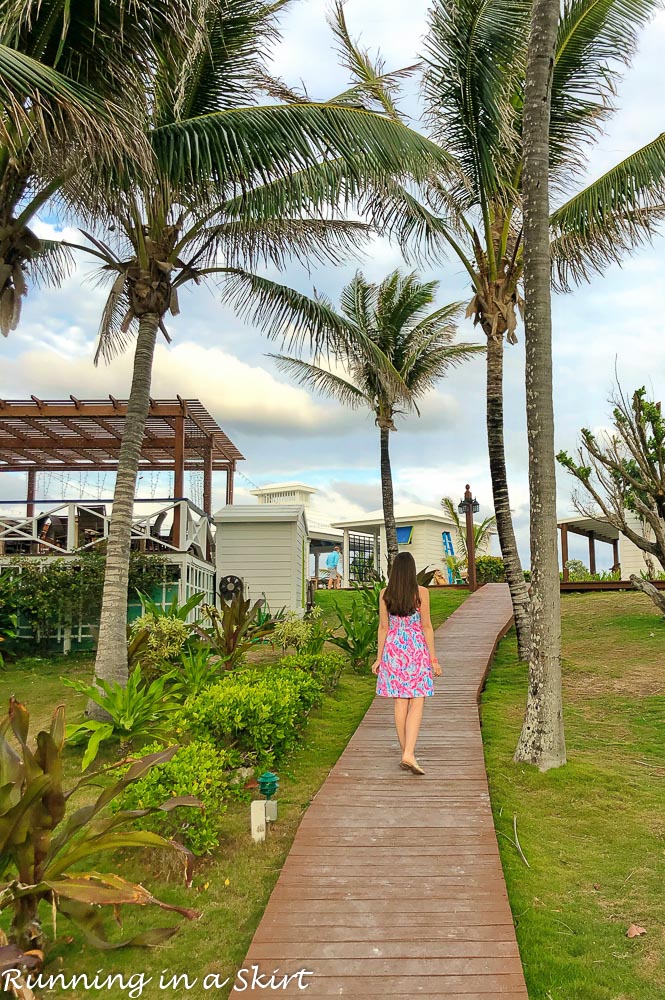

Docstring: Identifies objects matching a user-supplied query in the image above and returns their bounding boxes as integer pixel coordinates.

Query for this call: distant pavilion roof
[0,397,243,472]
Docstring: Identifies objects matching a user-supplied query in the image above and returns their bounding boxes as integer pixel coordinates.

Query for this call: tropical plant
[416,565,437,587]
[329,598,378,674]
[168,646,223,700]
[440,497,496,565]
[0,0,173,337]
[327,0,665,660]
[194,596,278,671]
[63,667,181,767]
[115,740,245,856]
[271,269,480,571]
[513,0,566,770]
[0,698,199,952]
[272,606,333,655]
[75,0,459,706]
[0,574,17,668]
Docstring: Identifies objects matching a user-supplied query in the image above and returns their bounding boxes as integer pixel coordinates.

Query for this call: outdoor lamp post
[458,485,480,593]
[258,771,279,823]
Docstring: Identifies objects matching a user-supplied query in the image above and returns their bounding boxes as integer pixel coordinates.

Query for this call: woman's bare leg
[402,697,425,764]
[394,698,408,751]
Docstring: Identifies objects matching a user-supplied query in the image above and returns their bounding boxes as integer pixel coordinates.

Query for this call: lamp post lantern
[458,484,480,592]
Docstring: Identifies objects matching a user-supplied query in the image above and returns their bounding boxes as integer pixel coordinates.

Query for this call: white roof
[331,503,459,531]
[557,514,619,541]
[249,482,317,496]
[214,504,308,527]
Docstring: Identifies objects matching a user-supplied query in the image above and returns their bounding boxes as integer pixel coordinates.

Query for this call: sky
[1,1,664,570]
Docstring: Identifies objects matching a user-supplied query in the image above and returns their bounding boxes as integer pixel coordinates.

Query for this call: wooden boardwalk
[231,584,526,998]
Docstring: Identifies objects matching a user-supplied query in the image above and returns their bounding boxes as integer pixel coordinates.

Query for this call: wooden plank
[231,585,527,998]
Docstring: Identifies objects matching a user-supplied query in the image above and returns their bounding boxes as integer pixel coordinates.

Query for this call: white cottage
[214,504,308,613]
[331,502,493,585]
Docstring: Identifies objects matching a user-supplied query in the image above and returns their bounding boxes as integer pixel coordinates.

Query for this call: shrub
[116,740,245,855]
[329,598,377,673]
[279,651,346,691]
[193,596,280,670]
[272,606,333,655]
[476,555,506,584]
[181,667,324,767]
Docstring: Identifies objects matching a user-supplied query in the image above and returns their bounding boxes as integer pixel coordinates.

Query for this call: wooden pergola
[558,516,620,581]
[0,396,243,518]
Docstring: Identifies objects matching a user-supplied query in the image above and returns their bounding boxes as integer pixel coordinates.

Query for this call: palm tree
[324,0,665,662]
[514,0,566,770]
[0,1,170,336]
[70,0,463,705]
[440,496,496,564]
[270,269,482,574]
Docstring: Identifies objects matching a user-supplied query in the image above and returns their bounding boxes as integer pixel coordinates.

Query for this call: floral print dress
[376,608,434,699]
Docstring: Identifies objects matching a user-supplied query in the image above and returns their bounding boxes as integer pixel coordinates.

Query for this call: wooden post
[171,413,185,548]
[612,538,620,574]
[26,469,36,518]
[560,524,569,582]
[225,461,235,505]
[588,532,596,575]
[203,446,213,516]
[464,484,477,592]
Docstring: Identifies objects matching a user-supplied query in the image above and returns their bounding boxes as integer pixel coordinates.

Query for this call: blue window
[442,531,455,556]
[396,525,413,544]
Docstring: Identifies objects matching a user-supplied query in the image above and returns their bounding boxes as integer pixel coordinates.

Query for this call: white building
[331,502,493,586]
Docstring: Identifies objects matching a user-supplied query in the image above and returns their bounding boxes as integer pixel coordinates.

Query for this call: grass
[481,592,665,1000]
[314,584,469,628]
[0,587,468,997]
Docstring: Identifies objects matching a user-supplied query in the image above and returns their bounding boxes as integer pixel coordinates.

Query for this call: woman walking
[371,552,441,774]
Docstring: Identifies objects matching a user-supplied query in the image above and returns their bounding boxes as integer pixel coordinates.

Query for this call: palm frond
[182,217,370,272]
[422,0,530,204]
[268,353,369,409]
[151,102,457,197]
[551,0,662,183]
[23,237,75,288]
[94,267,134,366]
[327,1,417,121]
[550,132,665,289]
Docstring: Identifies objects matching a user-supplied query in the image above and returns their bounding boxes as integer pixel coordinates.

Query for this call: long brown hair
[383,552,420,616]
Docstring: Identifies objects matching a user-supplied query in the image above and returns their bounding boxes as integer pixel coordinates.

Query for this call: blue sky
[1,1,664,570]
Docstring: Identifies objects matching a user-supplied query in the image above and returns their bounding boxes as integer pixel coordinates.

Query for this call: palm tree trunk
[88,313,159,716]
[380,426,399,574]
[486,333,532,660]
[514,0,565,770]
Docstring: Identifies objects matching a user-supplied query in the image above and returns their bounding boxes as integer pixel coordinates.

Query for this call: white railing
[0,498,214,561]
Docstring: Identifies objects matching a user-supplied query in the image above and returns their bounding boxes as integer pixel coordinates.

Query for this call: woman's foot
[400,757,425,775]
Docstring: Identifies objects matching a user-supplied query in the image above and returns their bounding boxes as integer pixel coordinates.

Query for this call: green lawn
[0,587,468,997]
[482,592,665,1000]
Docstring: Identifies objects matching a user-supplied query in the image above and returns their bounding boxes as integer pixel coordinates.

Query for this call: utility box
[214,504,308,614]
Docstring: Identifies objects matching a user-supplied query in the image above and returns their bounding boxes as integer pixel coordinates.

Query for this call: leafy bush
[0,699,199,952]
[329,598,377,673]
[168,645,223,699]
[0,574,17,668]
[279,651,345,691]
[116,740,245,855]
[3,551,166,645]
[181,667,323,767]
[272,605,333,655]
[476,555,506,584]
[63,667,181,767]
[128,591,203,677]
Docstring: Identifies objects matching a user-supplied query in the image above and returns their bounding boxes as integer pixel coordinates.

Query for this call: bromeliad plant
[63,668,181,769]
[0,698,200,953]
[195,596,281,671]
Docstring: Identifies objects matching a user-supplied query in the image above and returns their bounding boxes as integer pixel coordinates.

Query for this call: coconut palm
[270,270,482,573]
[321,0,665,662]
[515,0,566,769]
[69,0,461,703]
[0,1,172,336]
[440,497,496,564]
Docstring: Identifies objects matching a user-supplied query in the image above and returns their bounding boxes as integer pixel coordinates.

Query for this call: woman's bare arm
[371,589,390,674]
[419,586,441,675]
